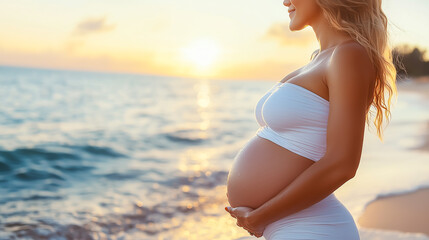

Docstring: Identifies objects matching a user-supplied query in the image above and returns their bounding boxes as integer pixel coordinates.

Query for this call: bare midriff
[226,135,315,209]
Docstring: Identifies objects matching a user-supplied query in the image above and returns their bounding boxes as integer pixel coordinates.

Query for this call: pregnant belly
[226,135,315,209]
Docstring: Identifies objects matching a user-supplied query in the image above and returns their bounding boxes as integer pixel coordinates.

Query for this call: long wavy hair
[310,0,398,141]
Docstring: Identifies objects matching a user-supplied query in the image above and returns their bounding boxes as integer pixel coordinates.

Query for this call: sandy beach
[357,78,429,237]
[358,187,429,236]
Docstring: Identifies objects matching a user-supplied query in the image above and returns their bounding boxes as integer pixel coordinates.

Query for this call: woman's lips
[289,10,295,16]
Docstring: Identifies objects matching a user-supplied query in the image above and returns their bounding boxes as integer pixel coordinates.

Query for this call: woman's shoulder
[330,41,371,66]
[327,41,375,85]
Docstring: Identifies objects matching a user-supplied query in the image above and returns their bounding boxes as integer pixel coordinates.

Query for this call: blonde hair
[312,0,398,142]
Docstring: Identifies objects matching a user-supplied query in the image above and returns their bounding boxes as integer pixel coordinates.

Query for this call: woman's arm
[228,43,376,234]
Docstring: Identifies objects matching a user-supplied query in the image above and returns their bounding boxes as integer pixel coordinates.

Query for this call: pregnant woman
[225,0,397,239]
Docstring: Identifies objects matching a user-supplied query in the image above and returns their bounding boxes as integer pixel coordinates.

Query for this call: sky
[0,0,428,81]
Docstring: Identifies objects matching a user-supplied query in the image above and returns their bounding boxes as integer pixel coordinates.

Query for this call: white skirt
[263,193,360,240]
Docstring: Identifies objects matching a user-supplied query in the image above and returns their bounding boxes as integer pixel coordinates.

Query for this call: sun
[181,39,220,70]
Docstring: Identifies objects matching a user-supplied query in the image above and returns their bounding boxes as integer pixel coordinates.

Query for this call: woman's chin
[289,25,305,31]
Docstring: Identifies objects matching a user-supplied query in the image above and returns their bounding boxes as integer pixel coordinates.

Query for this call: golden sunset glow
[0,1,427,80]
[181,39,220,70]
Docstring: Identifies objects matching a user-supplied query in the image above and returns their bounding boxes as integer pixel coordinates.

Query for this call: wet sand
[358,187,429,236]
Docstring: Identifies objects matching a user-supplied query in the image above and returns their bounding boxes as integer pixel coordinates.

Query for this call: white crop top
[255,82,330,162]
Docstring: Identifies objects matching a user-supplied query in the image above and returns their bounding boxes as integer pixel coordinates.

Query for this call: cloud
[263,22,314,46]
[73,16,116,36]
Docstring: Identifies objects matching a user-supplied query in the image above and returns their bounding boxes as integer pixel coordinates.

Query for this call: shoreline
[397,76,429,98]
[357,187,429,236]
[358,79,429,236]
[396,78,429,152]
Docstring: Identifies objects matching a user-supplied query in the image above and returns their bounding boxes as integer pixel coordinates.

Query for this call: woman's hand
[225,206,265,238]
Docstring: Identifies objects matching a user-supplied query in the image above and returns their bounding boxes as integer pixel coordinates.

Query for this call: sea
[0,66,428,240]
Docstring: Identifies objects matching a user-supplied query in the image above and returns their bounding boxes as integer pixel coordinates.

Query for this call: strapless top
[254,82,329,162]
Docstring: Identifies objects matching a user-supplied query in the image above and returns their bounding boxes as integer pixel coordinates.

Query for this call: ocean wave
[53,163,95,172]
[163,130,209,144]
[3,194,63,203]
[72,145,127,158]
[1,222,94,240]
[0,150,22,163]
[13,167,66,181]
[0,160,11,172]
[0,144,127,175]
[0,147,80,165]
[0,174,228,239]
[156,123,214,145]
[161,170,228,189]
[98,168,163,181]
